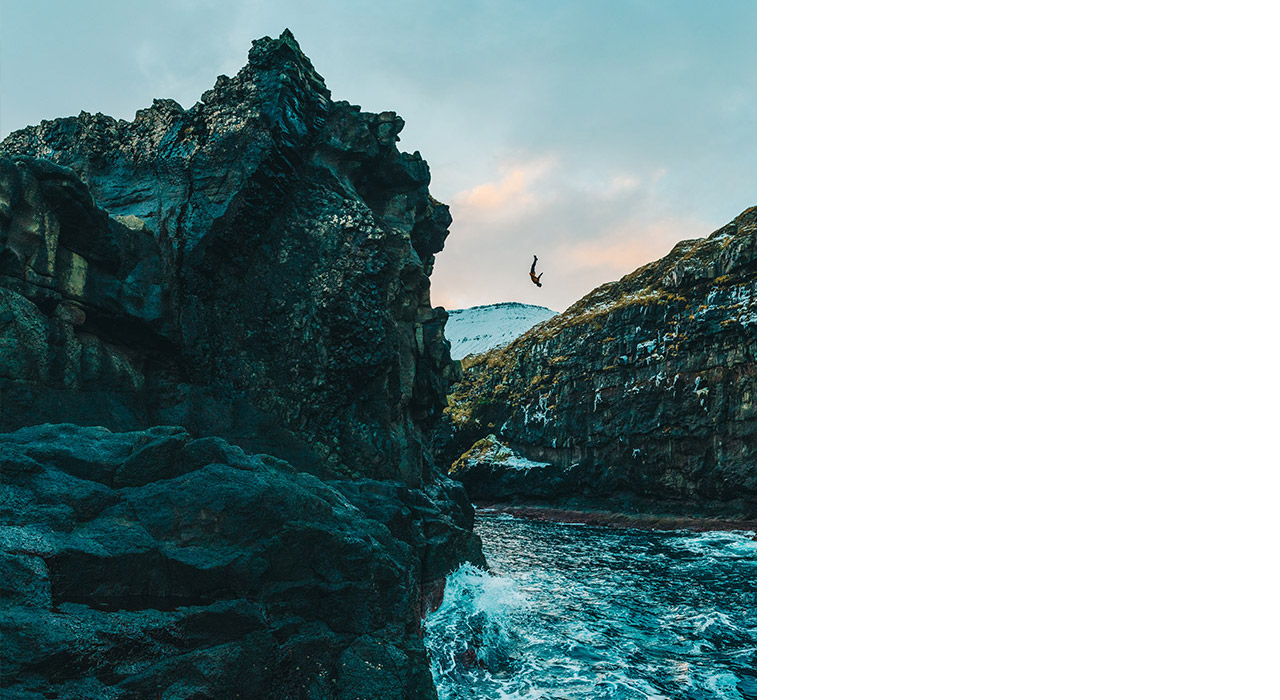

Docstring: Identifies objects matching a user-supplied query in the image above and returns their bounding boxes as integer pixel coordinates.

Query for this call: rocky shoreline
[0,31,475,699]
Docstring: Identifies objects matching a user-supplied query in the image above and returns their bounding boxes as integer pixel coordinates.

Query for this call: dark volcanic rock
[1,29,457,485]
[439,208,757,517]
[448,434,568,502]
[0,30,480,698]
[0,424,474,699]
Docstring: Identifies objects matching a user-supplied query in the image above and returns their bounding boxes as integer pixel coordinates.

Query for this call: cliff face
[1,29,456,485]
[440,208,757,517]
[0,425,443,699]
[0,31,477,698]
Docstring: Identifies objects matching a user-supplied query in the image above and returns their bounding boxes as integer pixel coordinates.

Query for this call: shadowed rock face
[0,30,479,699]
[439,208,757,518]
[1,29,457,485]
[0,424,468,699]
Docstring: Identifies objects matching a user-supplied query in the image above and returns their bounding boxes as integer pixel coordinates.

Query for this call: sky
[0,0,755,311]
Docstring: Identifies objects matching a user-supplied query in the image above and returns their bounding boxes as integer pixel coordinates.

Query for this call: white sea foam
[425,514,756,700]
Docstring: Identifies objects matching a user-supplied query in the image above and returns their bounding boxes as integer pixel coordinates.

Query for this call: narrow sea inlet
[426,511,758,700]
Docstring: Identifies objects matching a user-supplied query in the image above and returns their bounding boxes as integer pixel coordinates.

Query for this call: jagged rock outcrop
[0,30,479,698]
[1,29,457,485]
[0,424,452,699]
[439,208,757,517]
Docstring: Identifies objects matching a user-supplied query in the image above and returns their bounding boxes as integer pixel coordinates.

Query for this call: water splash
[425,563,530,681]
[424,513,757,700]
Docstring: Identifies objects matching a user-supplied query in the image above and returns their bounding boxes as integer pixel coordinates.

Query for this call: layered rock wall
[441,208,757,517]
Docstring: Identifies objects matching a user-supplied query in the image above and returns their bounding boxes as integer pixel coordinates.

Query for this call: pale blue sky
[0,0,756,310]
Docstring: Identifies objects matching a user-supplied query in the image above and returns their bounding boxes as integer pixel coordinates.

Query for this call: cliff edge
[0,30,477,699]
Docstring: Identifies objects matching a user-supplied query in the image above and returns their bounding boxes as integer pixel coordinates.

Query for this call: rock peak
[0,27,457,484]
[236,28,331,105]
[249,28,310,68]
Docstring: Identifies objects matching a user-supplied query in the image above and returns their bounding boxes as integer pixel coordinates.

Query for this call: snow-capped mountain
[445,302,559,359]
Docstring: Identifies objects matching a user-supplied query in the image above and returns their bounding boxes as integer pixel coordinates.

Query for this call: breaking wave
[424,513,757,699]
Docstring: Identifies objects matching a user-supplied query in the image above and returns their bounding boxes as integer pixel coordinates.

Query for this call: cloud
[606,174,640,196]
[455,170,529,210]
[559,220,692,279]
[452,157,556,215]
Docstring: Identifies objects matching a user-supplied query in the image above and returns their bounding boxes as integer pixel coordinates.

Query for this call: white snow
[444,302,559,359]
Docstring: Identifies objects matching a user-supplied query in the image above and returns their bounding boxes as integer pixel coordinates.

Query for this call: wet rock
[448,434,574,502]
[0,424,471,699]
[438,208,757,517]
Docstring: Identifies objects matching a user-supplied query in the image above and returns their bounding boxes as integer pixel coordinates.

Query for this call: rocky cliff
[439,208,757,518]
[0,425,448,699]
[0,29,458,484]
[0,31,478,698]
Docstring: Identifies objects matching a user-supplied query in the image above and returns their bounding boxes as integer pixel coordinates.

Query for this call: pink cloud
[455,169,530,210]
[451,157,557,217]
[558,218,701,278]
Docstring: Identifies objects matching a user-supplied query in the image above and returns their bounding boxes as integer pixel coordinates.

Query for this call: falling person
[529,255,544,287]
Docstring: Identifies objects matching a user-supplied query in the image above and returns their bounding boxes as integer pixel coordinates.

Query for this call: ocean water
[424,511,757,700]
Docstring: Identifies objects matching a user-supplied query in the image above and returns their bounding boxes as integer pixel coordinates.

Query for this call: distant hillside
[439,207,757,517]
[445,302,559,359]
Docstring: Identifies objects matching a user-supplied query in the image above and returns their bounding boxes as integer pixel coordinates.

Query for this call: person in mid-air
[529,255,543,287]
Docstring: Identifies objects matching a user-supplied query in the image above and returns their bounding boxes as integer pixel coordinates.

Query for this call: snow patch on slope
[445,302,559,359]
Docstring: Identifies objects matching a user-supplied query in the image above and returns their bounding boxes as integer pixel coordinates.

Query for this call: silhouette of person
[529,255,543,287]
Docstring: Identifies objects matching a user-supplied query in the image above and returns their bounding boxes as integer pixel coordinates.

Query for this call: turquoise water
[425,511,757,700]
